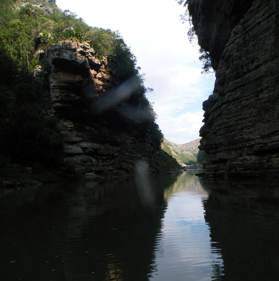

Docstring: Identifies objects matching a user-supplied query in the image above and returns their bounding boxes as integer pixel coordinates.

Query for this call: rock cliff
[188,0,279,176]
[43,40,168,181]
[0,38,179,202]
[0,0,180,199]
[0,0,182,208]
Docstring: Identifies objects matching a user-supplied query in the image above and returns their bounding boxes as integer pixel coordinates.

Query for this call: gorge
[1,1,279,280]
[2,1,279,193]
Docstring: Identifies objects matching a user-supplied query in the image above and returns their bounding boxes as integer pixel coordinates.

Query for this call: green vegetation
[0,0,155,88]
[0,0,163,166]
[156,149,181,171]
[162,139,200,165]
[177,0,213,73]
[0,1,130,72]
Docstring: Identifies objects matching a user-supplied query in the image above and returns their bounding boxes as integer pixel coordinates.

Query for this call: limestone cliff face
[188,0,253,69]
[44,41,167,181]
[189,0,279,176]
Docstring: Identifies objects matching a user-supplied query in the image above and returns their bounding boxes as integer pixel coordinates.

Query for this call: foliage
[0,0,15,23]
[0,0,162,165]
[0,1,117,72]
[161,139,199,165]
[157,150,181,171]
[177,0,213,73]
[0,1,150,73]
[199,48,212,73]
[108,37,137,81]
[88,28,117,57]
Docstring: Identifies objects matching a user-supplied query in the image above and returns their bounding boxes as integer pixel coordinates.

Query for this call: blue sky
[56,0,215,144]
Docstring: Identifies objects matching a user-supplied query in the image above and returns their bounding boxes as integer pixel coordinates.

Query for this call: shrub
[0,0,162,165]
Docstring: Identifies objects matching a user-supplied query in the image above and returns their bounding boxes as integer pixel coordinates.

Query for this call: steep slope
[162,139,200,165]
[180,139,200,156]
[186,0,279,177]
[44,40,163,179]
[0,0,179,193]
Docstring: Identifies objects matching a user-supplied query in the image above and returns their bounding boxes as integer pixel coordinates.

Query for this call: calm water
[0,172,279,281]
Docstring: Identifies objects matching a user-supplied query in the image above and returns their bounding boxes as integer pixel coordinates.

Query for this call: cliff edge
[188,0,279,177]
[0,1,179,200]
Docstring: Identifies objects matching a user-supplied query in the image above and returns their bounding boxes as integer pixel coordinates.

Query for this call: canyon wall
[42,40,174,181]
[0,0,180,203]
[0,39,178,201]
[189,0,279,176]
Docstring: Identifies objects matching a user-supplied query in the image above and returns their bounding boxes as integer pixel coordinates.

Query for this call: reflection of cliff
[0,175,177,281]
[200,177,279,204]
[202,180,279,281]
[164,172,207,200]
[63,182,168,281]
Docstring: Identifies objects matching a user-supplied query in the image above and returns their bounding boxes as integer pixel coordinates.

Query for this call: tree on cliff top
[0,0,163,164]
[177,0,213,73]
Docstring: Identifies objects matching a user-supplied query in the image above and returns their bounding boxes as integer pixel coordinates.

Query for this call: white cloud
[56,0,215,143]
[157,111,204,144]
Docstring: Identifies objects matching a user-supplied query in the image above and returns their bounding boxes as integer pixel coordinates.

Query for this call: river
[0,172,279,281]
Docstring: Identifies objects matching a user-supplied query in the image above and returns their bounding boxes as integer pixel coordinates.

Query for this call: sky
[56,0,215,144]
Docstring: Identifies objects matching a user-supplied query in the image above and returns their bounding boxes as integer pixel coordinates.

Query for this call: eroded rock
[43,40,167,179]
[189,0,279,176]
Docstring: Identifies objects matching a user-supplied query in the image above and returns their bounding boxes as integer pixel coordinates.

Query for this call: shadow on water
[201,177,279,281]
[0,175,172,281]
[0,173,279,281]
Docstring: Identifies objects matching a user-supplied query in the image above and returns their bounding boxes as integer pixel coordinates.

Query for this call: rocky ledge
[0,39,179,209]
[42,40,168,181]
[188,0,279,177]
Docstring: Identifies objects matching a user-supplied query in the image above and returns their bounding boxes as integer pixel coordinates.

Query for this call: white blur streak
[134,160,155,208]
[56,0,216,143]
[92,77,141,114]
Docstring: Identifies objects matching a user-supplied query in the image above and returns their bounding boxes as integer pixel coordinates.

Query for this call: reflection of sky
[56,0,215,144]
[151,174,223,281]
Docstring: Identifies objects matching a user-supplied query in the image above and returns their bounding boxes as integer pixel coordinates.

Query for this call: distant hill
[161,138,200,166]
[180,139,200,155]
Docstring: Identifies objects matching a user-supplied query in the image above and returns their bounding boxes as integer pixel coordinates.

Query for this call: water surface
[0,173,279,281]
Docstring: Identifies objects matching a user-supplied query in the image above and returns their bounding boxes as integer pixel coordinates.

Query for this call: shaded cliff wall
[189,0,279,176]
[44,40,177,181]
[0,175,170,281]
[188,0,254,69]
[0,0,180,201]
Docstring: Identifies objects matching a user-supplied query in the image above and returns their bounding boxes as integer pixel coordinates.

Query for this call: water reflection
[151,173,223,281]
[0,178,167,281]
[202,177,279,281]
[0,173,279,281]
